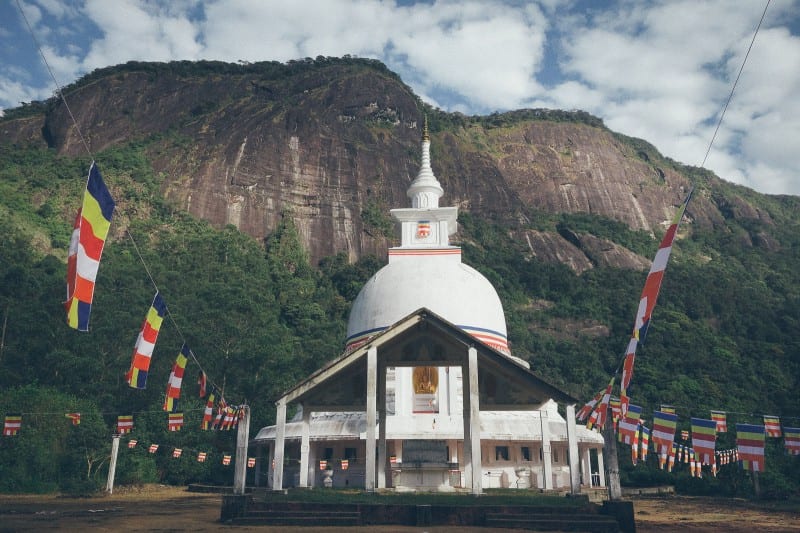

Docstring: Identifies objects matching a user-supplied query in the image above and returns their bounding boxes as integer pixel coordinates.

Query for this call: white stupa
[253,122,605,493]
[346,124,510,356]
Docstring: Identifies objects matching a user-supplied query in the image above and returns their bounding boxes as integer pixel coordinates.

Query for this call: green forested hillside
[1,134,798,496]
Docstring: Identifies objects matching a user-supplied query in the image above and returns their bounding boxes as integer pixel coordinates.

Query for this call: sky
[1,0,799,196]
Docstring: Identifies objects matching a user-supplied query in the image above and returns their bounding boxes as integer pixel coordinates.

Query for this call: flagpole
[233,405,251,495]
[106,434,120,495]
[601,421,622,500]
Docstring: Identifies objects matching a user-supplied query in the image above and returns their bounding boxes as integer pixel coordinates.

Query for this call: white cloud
[2,0,799,195]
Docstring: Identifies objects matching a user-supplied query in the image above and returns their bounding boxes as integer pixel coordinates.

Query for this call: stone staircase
[485,510,620,531]
[223,497,632,531]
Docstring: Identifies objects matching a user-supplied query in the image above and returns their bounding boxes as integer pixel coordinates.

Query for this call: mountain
[1,58,798,495]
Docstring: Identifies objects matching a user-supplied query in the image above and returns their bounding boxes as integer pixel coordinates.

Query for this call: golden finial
[422,115,429,141]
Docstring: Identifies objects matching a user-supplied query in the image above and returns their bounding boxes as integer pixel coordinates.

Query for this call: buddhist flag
[163,344,189,412]
[577,388,604,421]
[652,410,678,456]
[763,415,782,437]
[197,371,207,398]
[640,425,650,462]
[201,391,215,430]
[3,414,22,436]
[117,415,133,434]
[619,190,692,416]
[172,448,182,459]
[618,404,642,445]
[691,418,717,465]
[784,427,800,455]
[65,162,116,331]
[149,444,159,454]
[247,457,256,468]
[65,413,81,425]
[125,292,167,389]
[222,454,231,466]
[128,439,138,448]
[737,424,765,472]
[197,452,207,462]
[632,424,641,465]
[711,410,727,432]
[168,412,184,432]
[586,377,615,431]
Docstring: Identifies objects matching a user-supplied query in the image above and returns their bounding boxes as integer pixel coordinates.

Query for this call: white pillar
[234,406,251,495]
[581,447,592,486]
[462,363,472,489]
[273,398,287,490]
[365,346,377,491]
[377,363,387,489]
[468,346,482,495]
[596,448,606,487]
[106,434,120,494]
[299,406,311,487]
[565,404,580,495]
[540,409,553,490]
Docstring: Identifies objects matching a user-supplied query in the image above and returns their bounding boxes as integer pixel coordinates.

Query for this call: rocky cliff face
[0,59,780,270]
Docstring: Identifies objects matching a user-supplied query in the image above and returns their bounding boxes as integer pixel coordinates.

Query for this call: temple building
[253,125,605,493]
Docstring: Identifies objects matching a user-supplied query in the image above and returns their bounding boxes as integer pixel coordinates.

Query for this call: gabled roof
[278,308,578,410]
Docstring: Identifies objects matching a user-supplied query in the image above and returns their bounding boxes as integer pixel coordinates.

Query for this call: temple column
[377,362,387,489]
[299,406,311,487]
[581,447,592,486]
[467,346,482,494]
[540,409,553,490]
[596,448,606,487]
[566,404,580,494]
[272,398,287,490]
[365,346,377,491]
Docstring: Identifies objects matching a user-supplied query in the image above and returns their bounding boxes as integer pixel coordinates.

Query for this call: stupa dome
[346,120,510,355]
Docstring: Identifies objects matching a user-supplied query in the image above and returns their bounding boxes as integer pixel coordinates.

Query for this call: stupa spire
[407,116,443,209]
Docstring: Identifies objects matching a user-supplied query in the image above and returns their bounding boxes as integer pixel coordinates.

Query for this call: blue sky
[2,0,799,195]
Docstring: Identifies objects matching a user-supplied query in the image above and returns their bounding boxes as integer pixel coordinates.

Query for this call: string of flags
[61,161,242,426]
[586,403,800,476]
[125,436,253,468]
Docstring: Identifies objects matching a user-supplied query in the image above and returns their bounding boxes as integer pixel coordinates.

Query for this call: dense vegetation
[1,60,799,497]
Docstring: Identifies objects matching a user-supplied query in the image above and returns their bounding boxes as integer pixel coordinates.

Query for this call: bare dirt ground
[0,485,798,532]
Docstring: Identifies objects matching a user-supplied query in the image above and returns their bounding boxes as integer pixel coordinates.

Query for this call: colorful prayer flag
[3,414,22,436]
[618,404,642,445]
[736,423,766,472]
[65,412,81,425]
[586,377,615,431]
[247,457,256,468]
[691,417,718,465]
[163,344,189,412]
[168,412,184,431]
[577,388,604,421]
[222,454,231,466]
[197,452,207,462]
[65,162,116,331]
[784,427,800,455]
[711,410,727,432]
[148,444,159,454]
[172,448,182,459]
[640,425,650,462]
[117,415,133,434]
[201,391,215,430]
[651,410,678,458]
[619,190,692,416]
[128,439,138,448]
[763,415,782,437]
[125,292,167,389]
